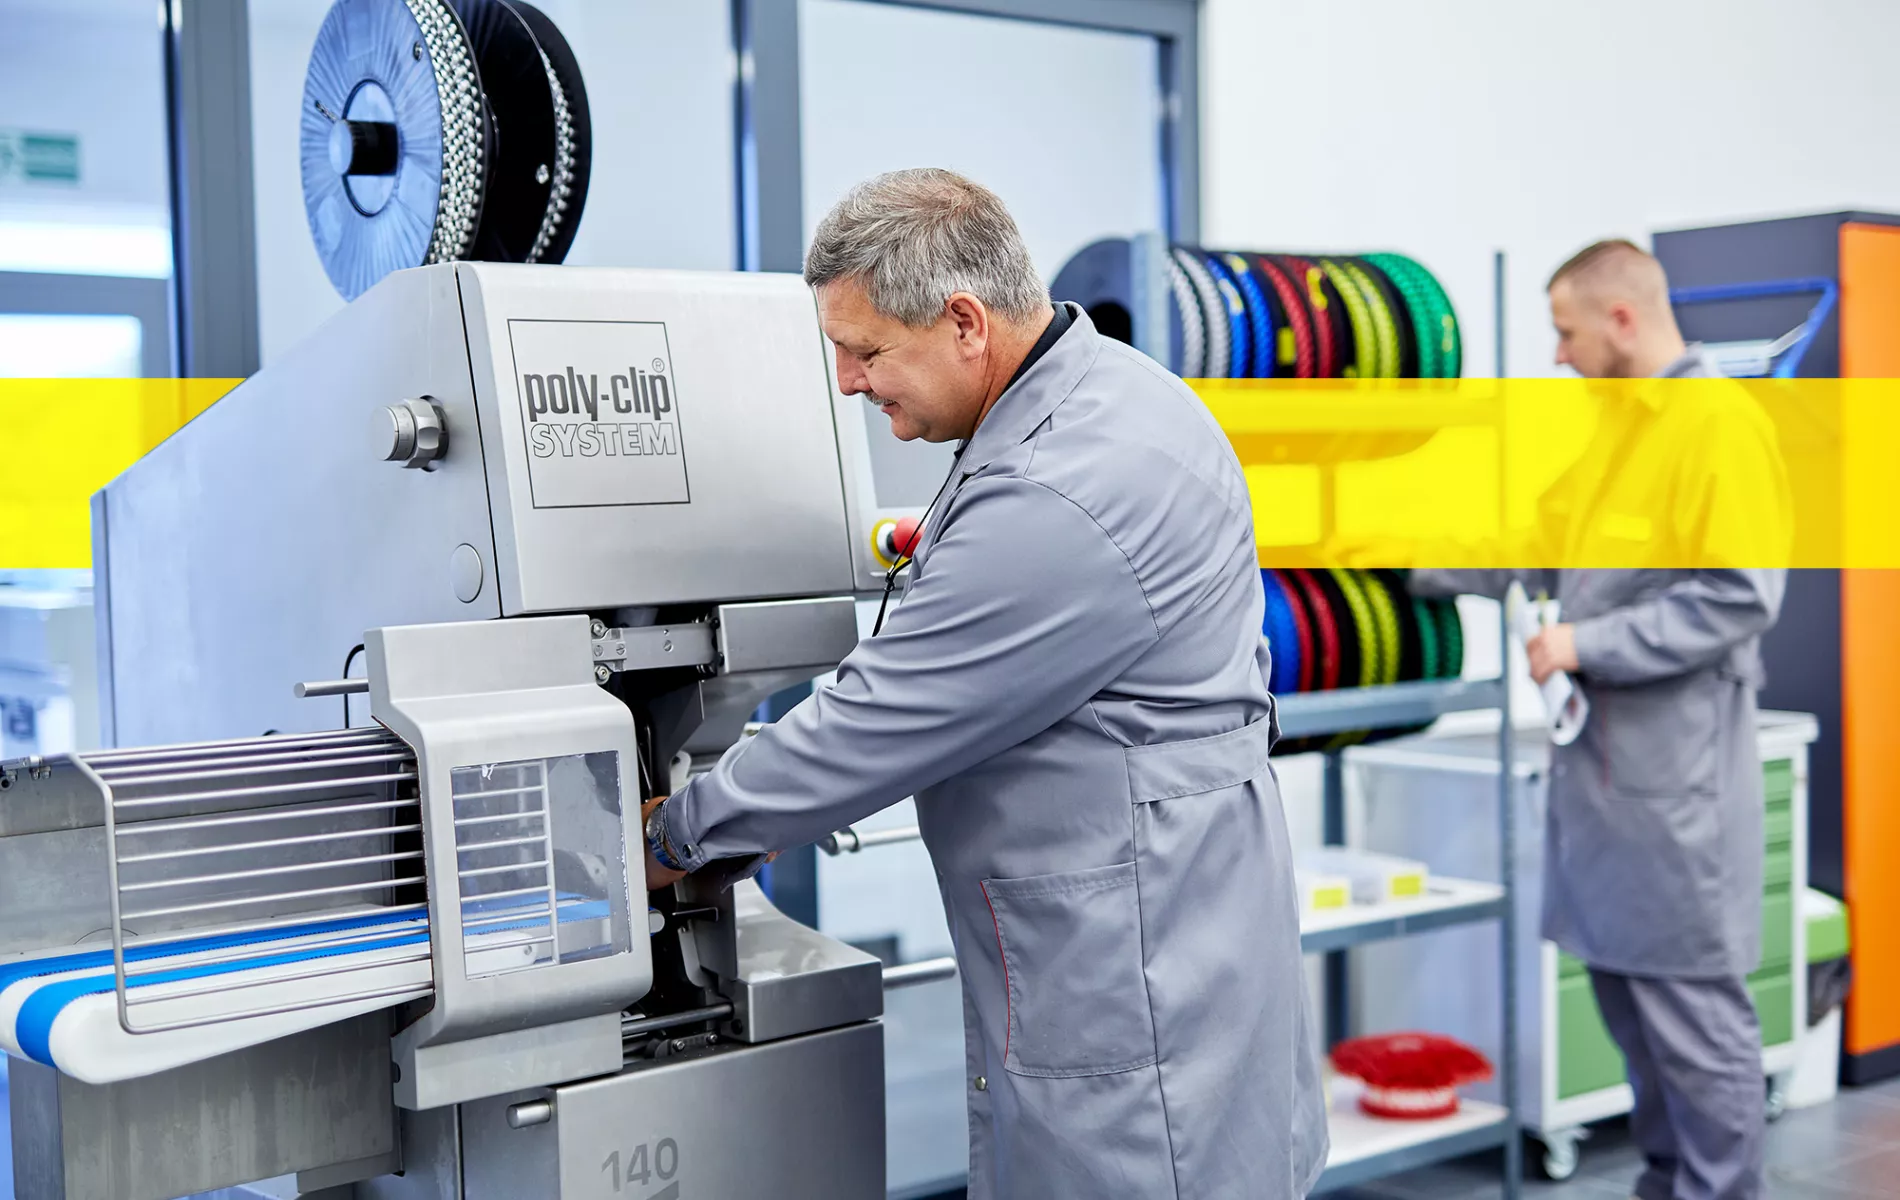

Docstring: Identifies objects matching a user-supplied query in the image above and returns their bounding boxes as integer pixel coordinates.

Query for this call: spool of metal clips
[301,0,592,300]
[1053,236,1462,380]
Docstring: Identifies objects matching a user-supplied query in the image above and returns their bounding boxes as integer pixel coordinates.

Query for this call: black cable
[872,449,964,637]
[342,643,365,728]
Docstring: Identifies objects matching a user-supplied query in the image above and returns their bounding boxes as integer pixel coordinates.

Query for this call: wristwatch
[644,799,688,872]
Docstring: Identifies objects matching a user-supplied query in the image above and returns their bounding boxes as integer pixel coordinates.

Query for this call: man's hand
[1526,623,1579,686]
[642,795,688,891]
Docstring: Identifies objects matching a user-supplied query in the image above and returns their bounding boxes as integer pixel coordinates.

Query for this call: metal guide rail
[6,728,435,1053]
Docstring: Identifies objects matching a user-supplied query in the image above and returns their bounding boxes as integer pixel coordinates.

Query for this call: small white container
[1298,848,1429,905]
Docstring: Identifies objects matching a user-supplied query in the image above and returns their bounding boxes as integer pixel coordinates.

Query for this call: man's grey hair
[804,168,1049,328]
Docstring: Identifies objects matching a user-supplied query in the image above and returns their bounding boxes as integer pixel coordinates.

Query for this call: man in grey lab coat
[643,168,1328,1197]
[1413,240,1789,1200]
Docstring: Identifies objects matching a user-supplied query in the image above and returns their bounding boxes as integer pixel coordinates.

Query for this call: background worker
[1411,240,1789,1200]
[642,169,1327,1198]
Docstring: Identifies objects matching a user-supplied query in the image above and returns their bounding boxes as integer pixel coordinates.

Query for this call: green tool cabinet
[1347,710,1817,1182]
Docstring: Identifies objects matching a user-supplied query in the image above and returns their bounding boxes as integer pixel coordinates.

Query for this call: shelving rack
[1281,662,1521,1197]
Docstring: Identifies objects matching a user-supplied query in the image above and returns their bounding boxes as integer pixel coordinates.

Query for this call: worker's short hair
[1547,238,1659,294]
[804,168,1049,328]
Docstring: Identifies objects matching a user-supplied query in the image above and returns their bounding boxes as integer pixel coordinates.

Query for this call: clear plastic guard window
[449,751,630,979]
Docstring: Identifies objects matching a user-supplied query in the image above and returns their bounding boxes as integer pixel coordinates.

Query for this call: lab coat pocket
[1574,788,1728,971]
[982,862,1158,1079]
[1599,670,1719,798]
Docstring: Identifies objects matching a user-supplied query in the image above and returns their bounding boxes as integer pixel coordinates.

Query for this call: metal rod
[123,919,432,974]
[93,740,409,778]
[295,678,370,698]
[112,773,416,809]
[69,749,138,1046]
[820,824,921,855]
[1494,247,1507,380]
[117,849,424,893]
[458,859,551,880]
[114,902,430,951]
[1322,750,1350,1049]
[465,932,555,953]
[452,808,548,829]
[543,836,563,966]
[620,1003,734,1039]
[114,796,418,837]
[1497,583,1523,1199]
[101,752,413,788]
[123,874,428,921]
[462,895,579,921]
[455,833,548,855]
[883,956,957,989]
[110,903,431,953]
[462,907,556,931]
[452,784,548,802]
[460,884,550,905]
[126,946,432,1005]
[84,729,395,763]
[118,980,432,1036]
[117,822,425,865]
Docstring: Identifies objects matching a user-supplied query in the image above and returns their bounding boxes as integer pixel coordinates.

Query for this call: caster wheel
[1538,1131,1582,1181]
[1766,1076,1789,1123]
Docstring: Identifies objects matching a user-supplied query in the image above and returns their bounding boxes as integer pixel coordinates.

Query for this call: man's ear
[1608,300,1641,343]
[945,292,991,360]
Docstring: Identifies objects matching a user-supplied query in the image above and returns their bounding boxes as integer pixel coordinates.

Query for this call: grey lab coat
[1413,347,1789,979]
[665,307,1329,1197]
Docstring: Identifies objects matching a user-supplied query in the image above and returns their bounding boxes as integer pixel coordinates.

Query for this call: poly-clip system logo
[508,318,690,508]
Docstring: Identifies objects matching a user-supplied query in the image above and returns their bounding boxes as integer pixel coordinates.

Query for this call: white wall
[1202,0,1900,378]
[1197,1,1900,830]
[800,0,1162,282]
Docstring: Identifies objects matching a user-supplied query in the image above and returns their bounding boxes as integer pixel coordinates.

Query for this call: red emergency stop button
[889,517,922,558]
[872,517,924,566]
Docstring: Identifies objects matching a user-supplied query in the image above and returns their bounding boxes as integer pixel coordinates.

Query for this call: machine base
[363,1019,886,1200]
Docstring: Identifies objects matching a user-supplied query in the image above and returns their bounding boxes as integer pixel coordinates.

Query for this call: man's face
[817,278,988,443]
[1549,278,1636,379]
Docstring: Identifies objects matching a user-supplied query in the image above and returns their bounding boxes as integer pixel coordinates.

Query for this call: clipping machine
[0,263,922,1200]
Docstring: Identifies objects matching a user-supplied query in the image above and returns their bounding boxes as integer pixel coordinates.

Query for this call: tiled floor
[1335,1076,1900,1199]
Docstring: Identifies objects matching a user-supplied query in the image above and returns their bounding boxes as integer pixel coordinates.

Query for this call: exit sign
[0,130,80,185]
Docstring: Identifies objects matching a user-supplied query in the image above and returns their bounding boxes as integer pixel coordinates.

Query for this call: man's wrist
[644,799,689,872]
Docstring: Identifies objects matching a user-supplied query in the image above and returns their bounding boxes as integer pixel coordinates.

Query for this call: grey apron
[667,307,1328,1196]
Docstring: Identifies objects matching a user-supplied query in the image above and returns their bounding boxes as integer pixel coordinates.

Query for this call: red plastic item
[1330,1031,1494,1120]
[886,516,923,559]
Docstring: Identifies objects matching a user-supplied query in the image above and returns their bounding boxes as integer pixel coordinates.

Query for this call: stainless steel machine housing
[4,263,897,1200]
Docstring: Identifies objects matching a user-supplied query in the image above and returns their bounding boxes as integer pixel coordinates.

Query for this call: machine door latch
[589,619,716,681]
[382,396,449,470]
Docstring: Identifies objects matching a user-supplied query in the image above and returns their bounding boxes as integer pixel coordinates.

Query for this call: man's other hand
[642,795,688,891]
[1526,623,1579,686]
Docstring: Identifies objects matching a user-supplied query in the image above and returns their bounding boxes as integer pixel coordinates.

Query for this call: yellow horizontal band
[1194,377,1900,570]
[1,379,237,569]
[3,376,1895,572]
